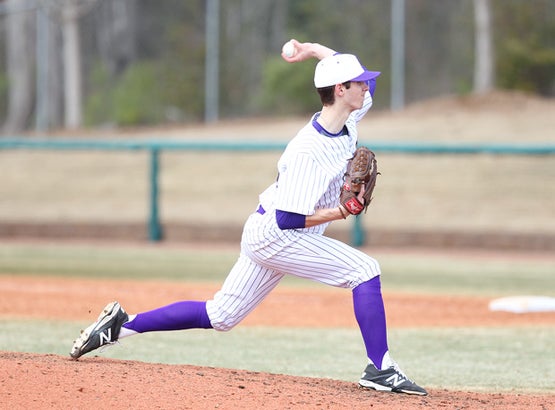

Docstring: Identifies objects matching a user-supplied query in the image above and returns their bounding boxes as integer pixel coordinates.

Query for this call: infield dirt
[1,272,554,409]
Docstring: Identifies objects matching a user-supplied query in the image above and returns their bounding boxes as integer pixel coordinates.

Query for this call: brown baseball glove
[339,146,379,215]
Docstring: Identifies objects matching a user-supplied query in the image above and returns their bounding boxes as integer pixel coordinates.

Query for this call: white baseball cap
[314,53,381,88]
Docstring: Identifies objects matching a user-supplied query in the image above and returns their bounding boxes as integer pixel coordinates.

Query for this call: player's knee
[363,258,381,278]
[206,302,241,331]
[209,318,237,332]
[353,259,381,285]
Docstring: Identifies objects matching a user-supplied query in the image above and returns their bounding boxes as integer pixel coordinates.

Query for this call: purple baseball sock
[352,276,389,369]
[122,301,213,333]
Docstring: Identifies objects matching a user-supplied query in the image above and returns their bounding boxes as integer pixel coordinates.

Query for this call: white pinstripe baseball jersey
[206,91,380,331]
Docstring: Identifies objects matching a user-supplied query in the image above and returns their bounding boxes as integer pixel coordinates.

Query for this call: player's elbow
[276,209,306,230]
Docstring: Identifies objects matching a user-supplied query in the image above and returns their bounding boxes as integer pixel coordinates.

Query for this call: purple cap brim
[350,70,381,82]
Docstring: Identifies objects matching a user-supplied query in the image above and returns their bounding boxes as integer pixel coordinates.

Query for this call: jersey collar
[312,112,349,138]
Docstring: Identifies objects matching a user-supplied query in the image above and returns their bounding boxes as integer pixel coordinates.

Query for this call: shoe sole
[359,379,393,392]
[70,301,120,359]
[359,380,428,396]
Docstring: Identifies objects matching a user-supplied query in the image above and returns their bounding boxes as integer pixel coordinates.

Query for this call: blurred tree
[112,62,162,125]
[495,0,555,96]
[3,1,35,133]
[219,0,288,117]
[91,0,137,77]
[159,0,206,122]
[256,55,317,115]
[405,0,474,101]
[44,12,64,131]
[473,0,494,93]
[1,0,554,131]
[61,1,83,129]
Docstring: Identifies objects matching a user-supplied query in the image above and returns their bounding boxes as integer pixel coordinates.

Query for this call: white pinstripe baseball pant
[206,210,381,331]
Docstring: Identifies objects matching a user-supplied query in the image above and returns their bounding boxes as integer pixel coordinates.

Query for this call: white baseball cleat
[70,301,128,360]
[359,362,428,396]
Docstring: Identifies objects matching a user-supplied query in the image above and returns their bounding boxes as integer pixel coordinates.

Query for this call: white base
[489,296,555,313]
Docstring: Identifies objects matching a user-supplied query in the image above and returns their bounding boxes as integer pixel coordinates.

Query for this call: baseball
[282,41,296,58]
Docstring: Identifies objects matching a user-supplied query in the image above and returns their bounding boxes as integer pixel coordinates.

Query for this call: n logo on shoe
[386,373,406,387]
[99,329,112,345]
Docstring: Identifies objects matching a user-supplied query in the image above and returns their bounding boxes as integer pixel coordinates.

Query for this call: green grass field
[1,242,554,294]
[0,242,554,393]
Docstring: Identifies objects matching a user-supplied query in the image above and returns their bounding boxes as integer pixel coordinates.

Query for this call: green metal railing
[2,138,554,245]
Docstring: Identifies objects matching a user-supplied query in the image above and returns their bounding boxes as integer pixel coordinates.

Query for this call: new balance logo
[98,329,112,345]
[385,373,407,387]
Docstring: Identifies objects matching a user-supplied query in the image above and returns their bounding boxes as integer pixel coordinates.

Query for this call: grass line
[0,243,554,295]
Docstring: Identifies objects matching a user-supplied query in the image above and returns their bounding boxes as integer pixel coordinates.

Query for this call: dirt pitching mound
[2,352,553,410]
